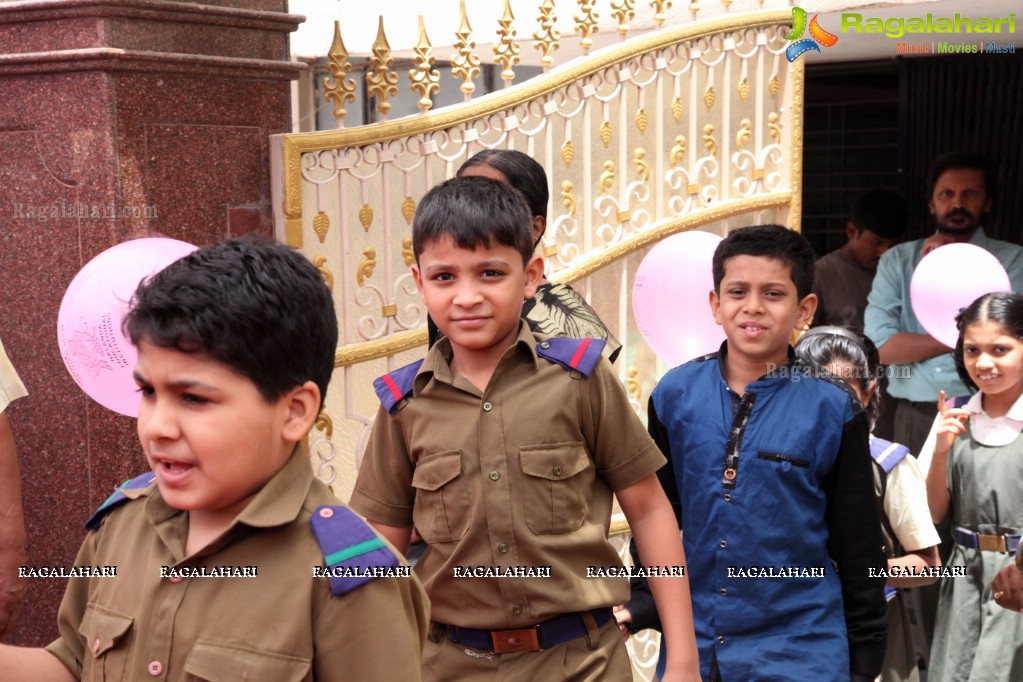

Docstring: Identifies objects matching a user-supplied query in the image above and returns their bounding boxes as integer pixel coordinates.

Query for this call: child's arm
[8,646,76,680]
[0,646,75,681]
[887,546,941,587]
[926,391,969,524]
[367,521,413,557]
[884,454,941,587]
[618,474,699,682]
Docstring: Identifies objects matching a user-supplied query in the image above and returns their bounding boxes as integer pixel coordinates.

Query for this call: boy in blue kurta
[647,225,888,681]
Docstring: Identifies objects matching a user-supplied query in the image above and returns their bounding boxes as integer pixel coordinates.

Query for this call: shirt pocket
[412,450,470,543]
[756,451,811,473]
[184,641,311,681]
[519,443,593,535]
[78,604,133,682]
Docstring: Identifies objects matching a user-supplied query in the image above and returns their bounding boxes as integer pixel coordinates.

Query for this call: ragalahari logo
[785,8,839,62]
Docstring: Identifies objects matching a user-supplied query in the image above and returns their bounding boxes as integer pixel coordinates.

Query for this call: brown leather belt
[431,607,613,653]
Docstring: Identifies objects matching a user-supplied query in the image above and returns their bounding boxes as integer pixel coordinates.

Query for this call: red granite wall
[0,0,303,645]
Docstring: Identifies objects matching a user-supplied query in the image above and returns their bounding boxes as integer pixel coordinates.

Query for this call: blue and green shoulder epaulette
[84,472,156,531]
[310,506,401,595]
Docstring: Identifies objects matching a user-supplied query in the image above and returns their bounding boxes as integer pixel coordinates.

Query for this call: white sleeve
[883,455,940,552]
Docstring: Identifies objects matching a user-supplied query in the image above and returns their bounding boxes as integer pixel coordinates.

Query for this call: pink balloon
[57,238,198,417]
[910,243,1011,348]
[633,231,725,366]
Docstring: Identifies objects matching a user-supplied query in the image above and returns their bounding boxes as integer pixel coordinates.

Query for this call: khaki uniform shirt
[0,336,27,412]
[350,323,665,628]
[45,446,430,681]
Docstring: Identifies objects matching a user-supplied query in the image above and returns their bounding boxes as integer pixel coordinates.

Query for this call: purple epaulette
[373,359,424,414]
[536,337,606,378]
[946,395,971,410]
[869,437,911,475]
[310,506,401,596]
[84,472,156,531]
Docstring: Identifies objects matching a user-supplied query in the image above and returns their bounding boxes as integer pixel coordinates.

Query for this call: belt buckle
[491,627,541,654]
[978,534,1007,553]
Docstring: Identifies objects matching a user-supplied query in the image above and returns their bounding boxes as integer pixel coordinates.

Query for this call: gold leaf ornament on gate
[561,140,575,167]
[313,212,330,243]
[401,196,416,225]
[703,86,715,110]
[671,98,684,122]
[635,108,648,133]
[359,204,374,232]
[599,121,612,148]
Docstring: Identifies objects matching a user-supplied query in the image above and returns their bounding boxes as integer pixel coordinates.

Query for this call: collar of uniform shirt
[963,391,1023,447]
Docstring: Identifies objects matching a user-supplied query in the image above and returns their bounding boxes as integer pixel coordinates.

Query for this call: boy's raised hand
[934,390,970,458]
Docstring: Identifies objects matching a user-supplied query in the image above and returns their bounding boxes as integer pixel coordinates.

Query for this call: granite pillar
[0,0,303,645]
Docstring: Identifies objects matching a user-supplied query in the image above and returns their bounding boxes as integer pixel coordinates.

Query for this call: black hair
[457,149,549,244]
[412,175,535,266]
[711,224,816,300]
[849,188,907,241]
[953,292,1023,392]
[927,151,996,203]
[123,234,338,406]
[795,326,882,429]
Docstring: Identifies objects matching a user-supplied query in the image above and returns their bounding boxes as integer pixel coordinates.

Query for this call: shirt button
[719,540,727,549]
[723,493,731,501]
[499,543,509,554]
[720,588,727,596]
[482,401,493,411]
[935,368,942,373]
[553,465,562,476]
[148,661,163,676]
[167,574,183,584]
[512,603,523,615]
[489,470,500,481]
[92,638,101,654]
[717,636,725,645]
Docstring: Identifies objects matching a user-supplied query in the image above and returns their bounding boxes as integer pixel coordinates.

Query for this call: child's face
[413,235,542,361]
[962,321,1023,401]
[710,255,816,366]
[133,342,309,525]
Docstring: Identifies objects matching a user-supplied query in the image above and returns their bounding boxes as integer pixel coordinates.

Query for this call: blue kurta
[649,347,888,681]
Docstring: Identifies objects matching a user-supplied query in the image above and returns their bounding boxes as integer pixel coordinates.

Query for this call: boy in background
[646,225,887,681]
[0,235,428,680]
[351,176,699,681]
[813,188,906,329]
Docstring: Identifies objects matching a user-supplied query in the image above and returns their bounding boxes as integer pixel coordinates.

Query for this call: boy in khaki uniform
[351,176,700,681]
[0,236,429,680]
